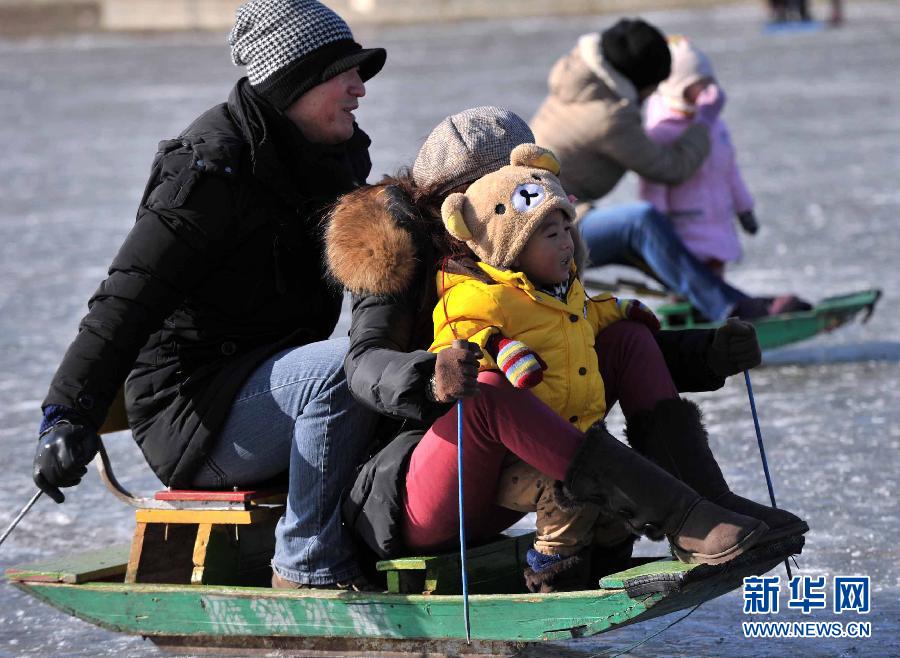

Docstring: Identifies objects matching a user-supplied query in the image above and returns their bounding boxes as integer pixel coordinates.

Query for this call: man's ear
[509,143,561,175]
[441,192,473,241]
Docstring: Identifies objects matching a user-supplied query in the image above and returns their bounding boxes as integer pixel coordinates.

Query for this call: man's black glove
[707,317,762,377]
[33,422,100,503]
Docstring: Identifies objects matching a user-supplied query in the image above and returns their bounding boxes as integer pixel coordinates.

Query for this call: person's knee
[633,203,668,232]
[475,370,516,397]
[596,320,663,378]
[612,203,668,248]
[597,319,656,351]
[272,339,348,386]
[316,338,351,383]
[466,370,522,413]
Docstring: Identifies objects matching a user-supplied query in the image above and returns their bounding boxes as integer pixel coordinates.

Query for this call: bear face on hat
[440,144,576,269]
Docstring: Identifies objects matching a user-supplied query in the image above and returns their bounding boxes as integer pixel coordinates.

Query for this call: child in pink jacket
[640,36,758,278]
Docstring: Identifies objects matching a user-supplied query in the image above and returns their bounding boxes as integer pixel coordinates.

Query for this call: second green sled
[656,289,881,350]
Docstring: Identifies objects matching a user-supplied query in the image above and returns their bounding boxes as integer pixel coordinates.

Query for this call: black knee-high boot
[625,398,808,543]
[564,422,768,565]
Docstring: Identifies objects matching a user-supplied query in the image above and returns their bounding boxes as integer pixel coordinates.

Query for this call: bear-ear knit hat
[440,143,576,269]
[657,35,715,109]
[600,18,671,91]
[412,106,535,196]
[229,0,386,111]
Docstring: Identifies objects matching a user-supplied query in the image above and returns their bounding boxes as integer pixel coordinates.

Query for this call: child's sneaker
[523,548,591,593]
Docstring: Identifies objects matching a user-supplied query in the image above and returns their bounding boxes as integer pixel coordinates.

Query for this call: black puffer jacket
[325,183,726,558]
[43,79,372,487]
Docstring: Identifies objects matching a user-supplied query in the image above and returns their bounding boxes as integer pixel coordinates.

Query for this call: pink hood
[640,94,754,263]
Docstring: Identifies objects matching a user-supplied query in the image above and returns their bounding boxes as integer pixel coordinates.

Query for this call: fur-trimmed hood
[326,182,588,297]
[576,33,639,104]
[545,34,639,106]
[326,184,421,296]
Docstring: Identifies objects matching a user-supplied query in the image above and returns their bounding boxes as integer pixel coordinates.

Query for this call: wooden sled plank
[5,544,129,584]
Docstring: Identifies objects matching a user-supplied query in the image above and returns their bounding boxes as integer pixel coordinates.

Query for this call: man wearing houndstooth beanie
[35,0,387,593]
[230,0,385,115]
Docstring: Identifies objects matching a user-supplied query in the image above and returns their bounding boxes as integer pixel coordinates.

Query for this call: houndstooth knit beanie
[600,18,671,91]
[230,0,386,111]
[412,106,535,196]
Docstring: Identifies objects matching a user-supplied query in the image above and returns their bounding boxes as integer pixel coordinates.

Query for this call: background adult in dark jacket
[327,107,767,573]
[33,0,385,590]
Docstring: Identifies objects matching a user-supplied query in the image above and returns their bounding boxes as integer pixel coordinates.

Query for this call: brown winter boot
[625,399,808,543]
[564,422,768,565]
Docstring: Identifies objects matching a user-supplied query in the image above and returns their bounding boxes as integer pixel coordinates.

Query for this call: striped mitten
[487,335,546,389]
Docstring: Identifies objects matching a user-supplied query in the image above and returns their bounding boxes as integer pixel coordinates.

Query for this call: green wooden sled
[7,367,805,655]
[7,533,803,656]
[657,289,881,350]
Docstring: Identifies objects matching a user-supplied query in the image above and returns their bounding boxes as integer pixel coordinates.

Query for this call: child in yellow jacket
[430,144,660,589]
[432,245,650,433]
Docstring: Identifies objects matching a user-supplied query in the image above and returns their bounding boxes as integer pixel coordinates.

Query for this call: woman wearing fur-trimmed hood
[325,106,775,579]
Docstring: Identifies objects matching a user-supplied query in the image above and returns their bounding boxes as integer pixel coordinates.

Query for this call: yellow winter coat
[431,262,628,432]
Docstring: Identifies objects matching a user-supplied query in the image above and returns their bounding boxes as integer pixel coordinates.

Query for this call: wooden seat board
[154,489,286,503]
[134,507,280,525]
[376,533,533,594]
[376,533,532,572]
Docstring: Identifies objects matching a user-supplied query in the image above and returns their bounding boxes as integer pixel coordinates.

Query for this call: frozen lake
[1,2,898,656]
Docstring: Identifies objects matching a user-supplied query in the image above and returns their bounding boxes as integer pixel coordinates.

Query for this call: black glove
[706,317,762,378]
[737,210,759,235]
[33,422,100,503]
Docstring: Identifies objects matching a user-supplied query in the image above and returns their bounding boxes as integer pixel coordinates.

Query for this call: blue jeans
[579,202,747,321]
[191,337,377,585]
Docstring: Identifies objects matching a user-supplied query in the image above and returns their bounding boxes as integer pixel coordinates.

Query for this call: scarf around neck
[227,78,371,210]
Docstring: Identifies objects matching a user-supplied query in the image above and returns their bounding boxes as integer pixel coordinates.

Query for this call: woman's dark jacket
[325,184,727,559]
[42,79,372,488]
